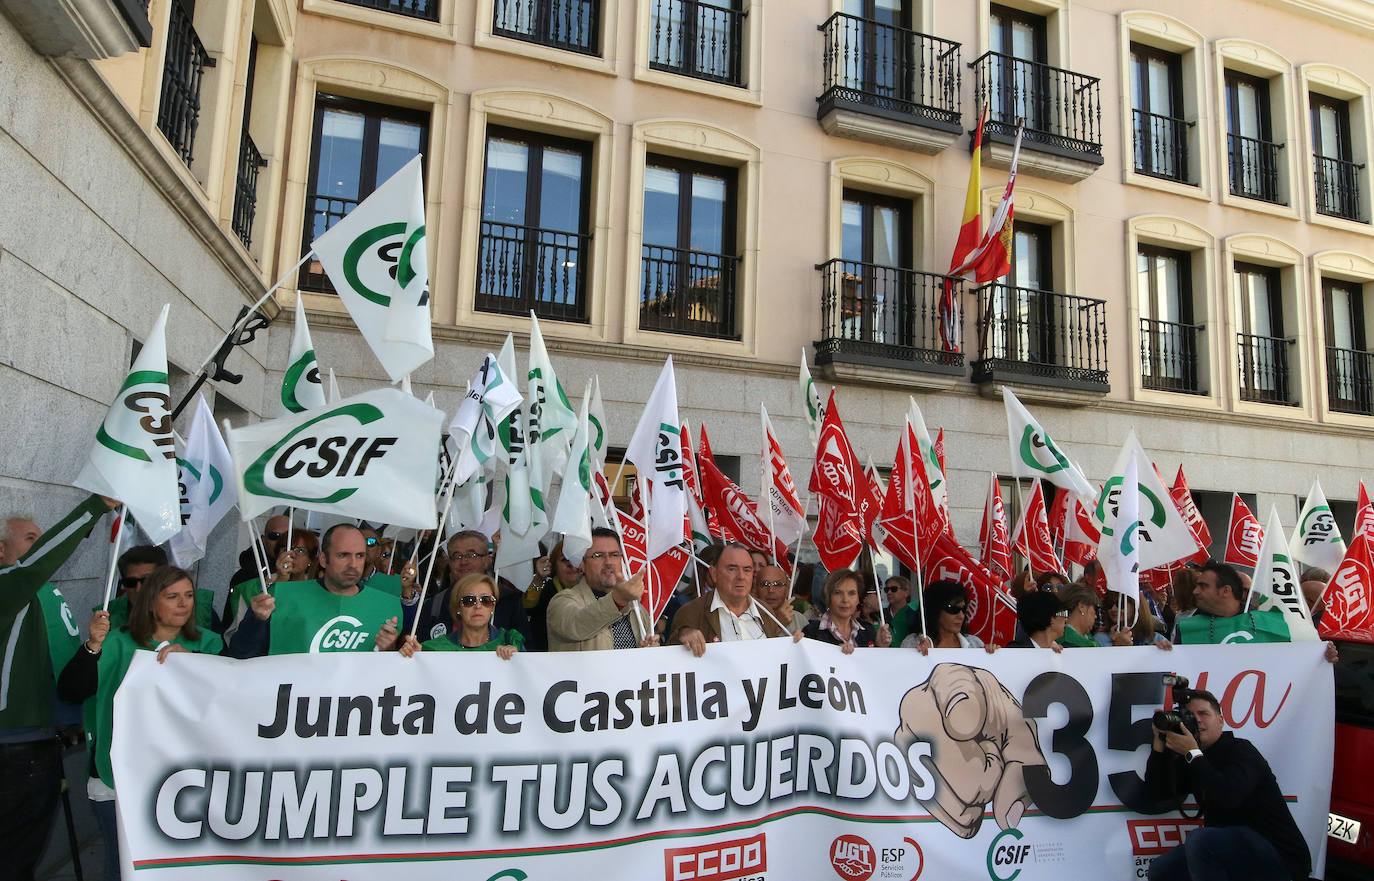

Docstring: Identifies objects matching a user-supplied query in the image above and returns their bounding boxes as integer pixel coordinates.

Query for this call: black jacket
[1144,731,1310,880]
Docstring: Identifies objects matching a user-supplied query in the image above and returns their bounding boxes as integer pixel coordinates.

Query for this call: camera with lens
[1152,673,1200,738]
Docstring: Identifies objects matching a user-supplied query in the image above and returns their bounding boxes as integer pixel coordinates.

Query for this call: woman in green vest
[420,572,524,658]
[58,565,223,881]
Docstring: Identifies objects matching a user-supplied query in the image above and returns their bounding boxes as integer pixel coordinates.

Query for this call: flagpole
[409,458,465,638]
[762,403,779,566]
[785,495,815,599]
[285,507,294,562]
[100,505,126,611]
[1011,476,1036,580]
[194,252,314,376]
[245,516,273,596]
[866,544,888,629]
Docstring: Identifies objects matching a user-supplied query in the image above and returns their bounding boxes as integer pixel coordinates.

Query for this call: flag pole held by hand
[100,505,126,611]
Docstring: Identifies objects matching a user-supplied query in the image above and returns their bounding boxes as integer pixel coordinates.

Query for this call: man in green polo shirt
[1177,561,1339,662]
[226,524,416,656]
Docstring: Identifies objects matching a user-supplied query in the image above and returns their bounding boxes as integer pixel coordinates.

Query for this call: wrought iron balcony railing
[334,0,440,22]
[1314,154,1364,222]
[816,13,960,129]
[1132,109,1191,183]
[1139,318,1203,395]
[640,244,739,339]
[231,130,267,250]
[494,0,599,55]
[157,0,215,167]
[1227,133,1284,203]
[972,284,1109,390]
[1327,345,1374,416]
[477,221,590,322]
[970,51,1102,160]
[648,0,745,87]
[814,259,963,372]
[1237,332,1295,405]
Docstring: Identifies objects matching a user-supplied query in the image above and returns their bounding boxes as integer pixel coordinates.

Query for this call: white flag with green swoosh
[74,304,182,543]
[311,154,433,382]
[1254,505,1320,640]
[1289,477,1347,573]
[1002,386,1095,502]
[227,387,443,528]
[281,297,327,413]
[1095,430,1199,571]
[550,379,595,566]
[169,393,237,567]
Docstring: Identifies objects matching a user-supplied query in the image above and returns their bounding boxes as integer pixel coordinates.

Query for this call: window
[993,222,1055,364]
[333,0,440,22]
[1324,278,1372,415]
[1226,71,1283,203]
[1234,262,1291,404]
[838,1,912,106]
[988,4,1047,132]
[648,0,745,86]
[835,188,913,347]
[300,94,429,293]
[1312,94,1361,221]
[1137,245,1200,394]
[639,154,738,338]
[476,126,592,322]
[231,36,266,251]
[493,0,600,55]
[157,0,215,167]
[1130,44,1187,182]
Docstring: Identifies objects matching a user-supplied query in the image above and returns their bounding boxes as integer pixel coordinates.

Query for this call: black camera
[1152,673,1200,738]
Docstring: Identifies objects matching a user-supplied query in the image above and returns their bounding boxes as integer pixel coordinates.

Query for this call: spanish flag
[954,119,1025,284]
[939,106,987,351]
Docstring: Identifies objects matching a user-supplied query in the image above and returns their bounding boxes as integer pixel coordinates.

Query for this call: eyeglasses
[118,575,146,592]
[450,551,491,560]
[379,550,392,559]
[365,537,378,547]
[942,603,967,614]
[459,594,498,607]
[585,551,622,562]
[290,546,310,556]
[759,579,788,589]
[263,531,285,541]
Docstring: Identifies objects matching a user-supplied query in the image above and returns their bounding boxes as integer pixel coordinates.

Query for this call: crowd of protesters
[0,492,1342,881]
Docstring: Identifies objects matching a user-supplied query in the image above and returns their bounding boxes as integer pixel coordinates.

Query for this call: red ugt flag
[1223,493,1263,568]
[979,474,1013,582]
[808,391,868,571]
[1321,531,1374,643]
[925,532,1017,646]
[1171,466,1211,564]
[1012,479,1062,575]
[1355,480,1374,542]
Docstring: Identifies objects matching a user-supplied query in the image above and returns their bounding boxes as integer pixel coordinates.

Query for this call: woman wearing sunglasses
[419,573,524,658]
[271,530,320,583]
[905,580,992,653]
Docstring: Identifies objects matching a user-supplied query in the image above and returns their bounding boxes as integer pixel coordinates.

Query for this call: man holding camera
[1144,689,1311,881]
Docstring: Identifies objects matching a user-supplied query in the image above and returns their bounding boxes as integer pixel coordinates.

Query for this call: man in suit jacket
[547,528,655,652]
[671,544,799,656]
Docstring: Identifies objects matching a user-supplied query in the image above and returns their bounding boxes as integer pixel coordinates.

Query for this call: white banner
[112,643,1332,881]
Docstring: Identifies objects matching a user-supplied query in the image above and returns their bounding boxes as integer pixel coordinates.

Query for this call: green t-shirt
[102,588,218,633]
[421,627,525,652]
[1177,609,1291,645]
[87,627,223,788]
[888,598,922,648]
[267,580,401,655]
[1058,625,1097,648]
[366,573,404,598]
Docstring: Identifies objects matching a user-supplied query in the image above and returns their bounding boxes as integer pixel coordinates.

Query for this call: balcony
[1132,109,1191,184]
[640,244,738,339]
[1315,155,1364,222]
[816,13,961,153]
[231,131,267,250]
[814,260,963,375]
[477,221,590,322]
[970,52,1103,182]
[1140,318,1203,395]
[494,0,599,55]
[648,0,745,87]
[334,0,440,21]
[1237,332,1295,405]
[0,0,151,57]
[157,0,215,167]
[1227,134,1284,204]
[1327,346,1374,416]
[972,284,1109,392]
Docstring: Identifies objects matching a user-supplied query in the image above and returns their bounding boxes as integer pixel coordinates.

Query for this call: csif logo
[1096,479,1168,538]
[829,834,875,881]
[1299,505,1339,546]
[986,828,1031,881]
[664,833,766,881]
[243,404,398,504]
[341,222,428,308]
[309,615,369,652]
[98,371,176,463]
[176,458,224,507]
[281,348,323,414]
[1018,426,1070,475]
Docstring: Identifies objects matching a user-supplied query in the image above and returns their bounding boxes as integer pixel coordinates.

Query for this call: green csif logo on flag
[342,222,428,308]
[1017,425,1070,476]
[176,458,224,507]
[96,370,175,463]
[1096,477,1169,537]
[243,403,396,504]
[1299,505,1341,546]
[281,348,322,414]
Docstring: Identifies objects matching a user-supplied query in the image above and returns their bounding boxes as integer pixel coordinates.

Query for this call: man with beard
[547,529,655,651]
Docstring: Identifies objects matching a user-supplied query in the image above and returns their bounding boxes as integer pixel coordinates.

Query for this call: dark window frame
[1225,69,1273,142]
[841,186,914,270]
[1234,261,1284,338]
[644,152,740,258]
[1137,244,1194,325]
[1324,277,1367,352]
[1311,93,1353,162]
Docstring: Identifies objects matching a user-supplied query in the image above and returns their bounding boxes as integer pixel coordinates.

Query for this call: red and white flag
[1223,494,1264,568]
[1356,481,1374,542]
[1062,497,1101,569]
[807,391,868,572]
[862,460,885,545]
[761,405,807,548]
[679,424,712,549]
[878,423,944,575]
[934,428,947,476]
[695,426,731,540]
[618,512,691,624]
[1321,531,1374,643]
[979,474,1013,582]
[1171,466,1212,564]
[697,450,787,563]
[1047,486,1070,550]
[1012,479,1062,575]
[925,532,1017,646]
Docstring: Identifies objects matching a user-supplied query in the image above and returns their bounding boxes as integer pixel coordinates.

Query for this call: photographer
[1144,689,1311,881]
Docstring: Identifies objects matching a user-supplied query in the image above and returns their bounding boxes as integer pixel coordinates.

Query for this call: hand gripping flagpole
[100,505,126,611]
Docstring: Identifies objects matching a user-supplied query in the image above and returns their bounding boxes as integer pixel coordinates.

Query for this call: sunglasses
[379,550,392,559]
[263,531,285,541]
[459,594,498,608]
[942,603,967,614]
[884,585,905,593]
[366,537,378,547]
[119,575,147,592]
[759,579,788,589]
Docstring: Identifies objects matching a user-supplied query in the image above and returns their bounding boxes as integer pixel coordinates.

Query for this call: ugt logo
[98,370,175,463]
[341,222,429,308]
[830,834,875,881]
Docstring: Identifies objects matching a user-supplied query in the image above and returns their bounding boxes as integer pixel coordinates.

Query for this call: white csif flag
[448,354,522,487]
[800,351,825,449]
[1253,506,1320,640]
[1003,387,1095,502]
[1290,478,1347,573]
[527,312,578,487]
[624,358,688,560]
[311,154,433,382]
[74,304,182,543]
[281,297,326,413]
[1096,430,1199,570]
[227,387,443,529]
[169,394,238,567]
[906,397,949,515]
[550,380,595,566]
[1096,454,1140,601]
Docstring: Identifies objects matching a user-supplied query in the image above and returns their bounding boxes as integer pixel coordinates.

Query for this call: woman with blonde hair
[419,572,523,658]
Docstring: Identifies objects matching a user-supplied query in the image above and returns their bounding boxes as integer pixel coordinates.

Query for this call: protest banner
[113,641,1332,881]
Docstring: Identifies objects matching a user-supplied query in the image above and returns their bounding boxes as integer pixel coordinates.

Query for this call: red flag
[680,425,705,510]
[979,474,1013,582]
[941,107,986,352]
[1047,486,1070,549]
[862,463,885,545]
[619,513,691,624]
[1223,493,1264,568]
[807,391,869,571]
[934,428,946,476]
[698,453,770,551]
[1063,497,1100,568]
[1321,531,1374,643]
[1171,466,1212,564]
[696,426,735,541]
[925,531,1017,645]
[1011,479,1062,575]
[879,424,943,574]
[1356,480,1374,542]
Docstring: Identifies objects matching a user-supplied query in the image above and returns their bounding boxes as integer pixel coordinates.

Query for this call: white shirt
[711,591,766,641]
